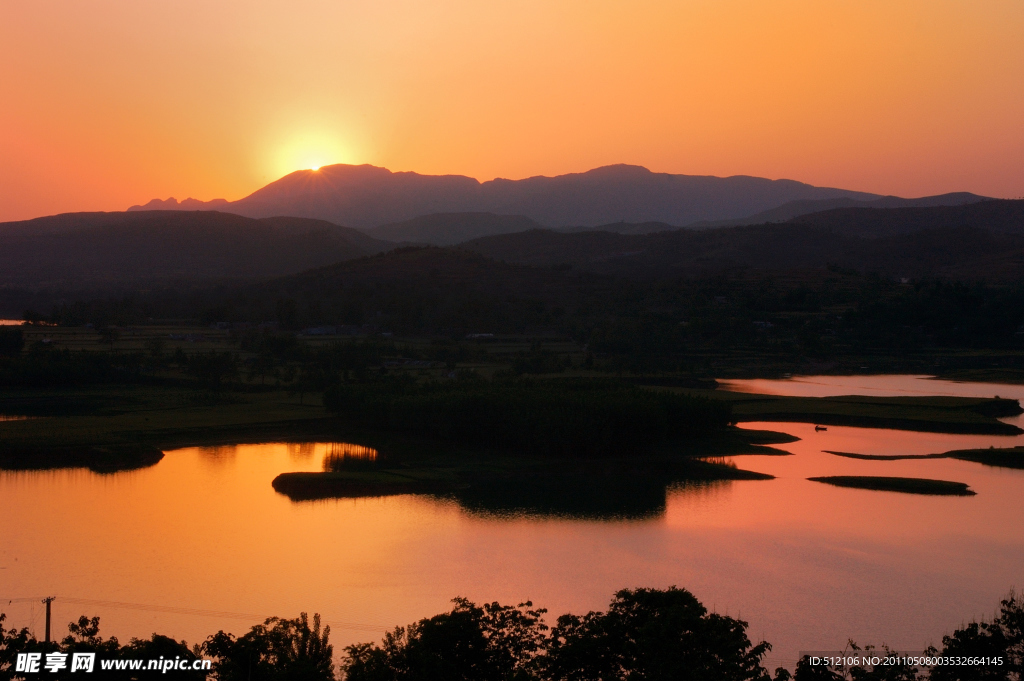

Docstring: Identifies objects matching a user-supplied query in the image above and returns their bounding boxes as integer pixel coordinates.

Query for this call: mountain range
[128,163,991,244]
[2,161,1015,295]
[128,163,900,229]
[3,199,1022,292]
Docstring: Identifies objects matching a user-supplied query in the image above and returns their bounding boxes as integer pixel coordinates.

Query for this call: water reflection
[288,442,317,460]
[305,443,758,520]
[322,443,380,471]
[450,470,676,520]
[197,444,239,465]
[454,474,744,521]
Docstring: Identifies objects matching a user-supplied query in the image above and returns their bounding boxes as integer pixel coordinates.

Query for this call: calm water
[2,376,1023,670]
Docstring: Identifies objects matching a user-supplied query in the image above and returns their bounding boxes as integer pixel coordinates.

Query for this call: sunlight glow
[270,129,353,179]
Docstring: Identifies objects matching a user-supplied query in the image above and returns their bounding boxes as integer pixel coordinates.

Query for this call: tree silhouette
[544,587,773,681]
[203,612,333,681]
[343,598,547,681]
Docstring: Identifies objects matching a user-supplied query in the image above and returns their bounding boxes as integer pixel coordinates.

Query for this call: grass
[807,475,976,496]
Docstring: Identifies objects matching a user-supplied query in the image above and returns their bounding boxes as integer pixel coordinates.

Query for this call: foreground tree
[544,587,773,681]
[0,614,33,681]
[2,614,202,680]
[343,588,775,681]
[928,591,1023,681]
[203,612,333,681]
[790,643,923,681]
[343,598,548,681]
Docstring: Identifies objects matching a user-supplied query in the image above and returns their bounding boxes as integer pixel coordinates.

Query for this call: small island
[825,446,1024,470]
[807,475,975,496]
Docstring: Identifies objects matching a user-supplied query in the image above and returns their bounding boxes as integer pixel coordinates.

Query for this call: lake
[2,375,1023,671]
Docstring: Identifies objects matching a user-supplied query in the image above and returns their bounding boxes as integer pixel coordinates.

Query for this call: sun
[270,130,354,178]
[300,153,330,172]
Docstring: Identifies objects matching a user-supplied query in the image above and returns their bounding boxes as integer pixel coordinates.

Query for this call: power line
[2,595,388,634]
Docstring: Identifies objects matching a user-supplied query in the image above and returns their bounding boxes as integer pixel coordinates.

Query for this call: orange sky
[2,0,1023,222]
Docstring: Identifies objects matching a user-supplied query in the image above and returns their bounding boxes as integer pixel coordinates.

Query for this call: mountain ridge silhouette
[128,163,893,229]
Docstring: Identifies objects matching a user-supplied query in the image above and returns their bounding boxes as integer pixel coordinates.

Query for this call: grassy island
[826,446,1024,469]
[713,392,1023,435]
[273,453,773,518]
[807,475,976,496]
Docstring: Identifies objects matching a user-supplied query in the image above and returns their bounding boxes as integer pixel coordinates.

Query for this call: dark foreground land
[2,586,1021,680]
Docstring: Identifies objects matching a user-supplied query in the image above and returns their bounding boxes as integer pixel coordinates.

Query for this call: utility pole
[42,597,55,644]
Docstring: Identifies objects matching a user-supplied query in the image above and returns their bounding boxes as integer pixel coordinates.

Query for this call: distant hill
[366,213,544,246]
[128,163,881,230]
[0,211,391,286]
[130,197,232,212]
[787,199,1024,237]
[459,200,1024,281]
[686,192,989,229]
[227,246,601,335]
[363,192,992,243]
[8,197,1019,292]
[557,221,679,236]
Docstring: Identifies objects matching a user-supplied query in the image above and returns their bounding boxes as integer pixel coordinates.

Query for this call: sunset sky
[2,0,1023,222]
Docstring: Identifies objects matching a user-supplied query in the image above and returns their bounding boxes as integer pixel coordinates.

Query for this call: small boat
[814,425,827,431]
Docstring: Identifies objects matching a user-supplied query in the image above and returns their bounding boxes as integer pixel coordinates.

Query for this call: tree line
[13,251,1024,374]
[3,587,1021,680]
